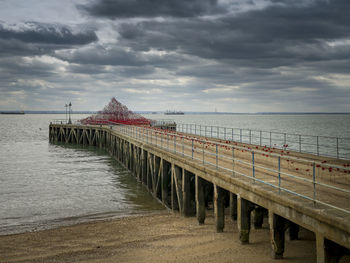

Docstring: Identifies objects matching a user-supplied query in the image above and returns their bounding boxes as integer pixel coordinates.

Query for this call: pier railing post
[216,143,218,169]
[252,151,255,182]
[202,140,205,164]
[192,139,194,159]
[232,146,235,176]
[278,156,281,193]
[317,136,319,156]
[182,137,184,156]
[299,135,301,152]
[174,135,176,153]
[313,162,316,206]
[240,129,242,143]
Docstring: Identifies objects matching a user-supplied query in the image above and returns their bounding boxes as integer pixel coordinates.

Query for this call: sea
[0,113,349,235]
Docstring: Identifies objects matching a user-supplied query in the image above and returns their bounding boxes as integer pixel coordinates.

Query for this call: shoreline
[0,210,166,236]
[0,211,317,263]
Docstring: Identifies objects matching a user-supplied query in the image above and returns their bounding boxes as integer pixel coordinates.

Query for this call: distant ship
[0,111,25,115]
[164,110,184,115]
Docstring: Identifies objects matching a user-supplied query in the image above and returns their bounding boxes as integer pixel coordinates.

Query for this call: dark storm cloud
[0,22,97,45]
[78,0,222,19]
[0,21,97,57]
[114,0,350,69]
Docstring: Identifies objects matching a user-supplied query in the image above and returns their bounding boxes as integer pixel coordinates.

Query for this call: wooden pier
[49,123,350,262]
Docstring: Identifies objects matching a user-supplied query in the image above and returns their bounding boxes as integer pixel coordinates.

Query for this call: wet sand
[0,211,316,263]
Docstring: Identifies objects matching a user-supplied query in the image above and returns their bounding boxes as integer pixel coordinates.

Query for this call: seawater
[0,114,164,235]
[0,113,349,235]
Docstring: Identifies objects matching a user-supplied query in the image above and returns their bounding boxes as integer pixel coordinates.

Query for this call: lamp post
[65,103,68,124]
[68,102,72,124]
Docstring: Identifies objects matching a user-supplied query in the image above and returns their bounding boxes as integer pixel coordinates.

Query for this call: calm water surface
[0,113,349,235]
[0,114,164,235]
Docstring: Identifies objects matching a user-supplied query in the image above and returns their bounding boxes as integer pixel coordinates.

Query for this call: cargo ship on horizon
[0,111,25,115]
[164,110,184,115]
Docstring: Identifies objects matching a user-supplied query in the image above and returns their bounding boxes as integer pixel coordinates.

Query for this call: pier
[49,122,350,262]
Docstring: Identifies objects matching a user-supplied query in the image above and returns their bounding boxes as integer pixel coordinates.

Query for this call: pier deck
[49,123,350,262]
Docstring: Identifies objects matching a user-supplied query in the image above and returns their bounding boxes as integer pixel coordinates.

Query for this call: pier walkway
[49,123,350,262]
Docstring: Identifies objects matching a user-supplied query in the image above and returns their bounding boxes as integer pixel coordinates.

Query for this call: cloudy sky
[0,0,349,112]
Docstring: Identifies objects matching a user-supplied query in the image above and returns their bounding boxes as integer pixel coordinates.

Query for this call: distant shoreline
[0,111,349,115]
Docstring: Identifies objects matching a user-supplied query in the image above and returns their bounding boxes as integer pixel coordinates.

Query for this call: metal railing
[111,125,350,215]
[176,123,350,160]
[50,119,81,125]
[150,119,176,126]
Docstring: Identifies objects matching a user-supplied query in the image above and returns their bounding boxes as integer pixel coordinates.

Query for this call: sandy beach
[0,211,317,263]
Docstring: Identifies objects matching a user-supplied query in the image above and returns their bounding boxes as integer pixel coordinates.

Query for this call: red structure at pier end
[80,98,151,126]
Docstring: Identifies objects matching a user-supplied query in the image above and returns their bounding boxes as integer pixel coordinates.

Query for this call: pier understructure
[49,123,350,262]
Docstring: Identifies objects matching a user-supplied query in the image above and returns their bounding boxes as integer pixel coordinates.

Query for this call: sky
[0,0,350,113]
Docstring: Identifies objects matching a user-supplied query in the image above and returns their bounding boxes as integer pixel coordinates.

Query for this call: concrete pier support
[214,184,225,232]
[182,170,195,217]
[146,153,152,191]
[171,164,182,212]
[161,161,171,207]
[316,235,350,263]
[269,211,287,259]
[229,193,237,221]
[155,157,161,200]
[237,196,255,244]
[195,175,206,224]
[142,150,147,185]
[288,222,299,241]
[253,206,265,229]
[316,234,326,263]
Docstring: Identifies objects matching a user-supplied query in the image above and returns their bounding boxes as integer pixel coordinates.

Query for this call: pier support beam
[316,235,350,263]
[214,184,225,232]
[238,196,255,244]
[253,206,265,229]
[142,150,147,185]
[195,175,206,224]
[161,160,171,207]
[288,222,299,241]
[269,211,287,259]
[229,193,237,221]
[171,164,182,212]
[155,157,161,200]
[182,170,195,217]
[316,234,326,263]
